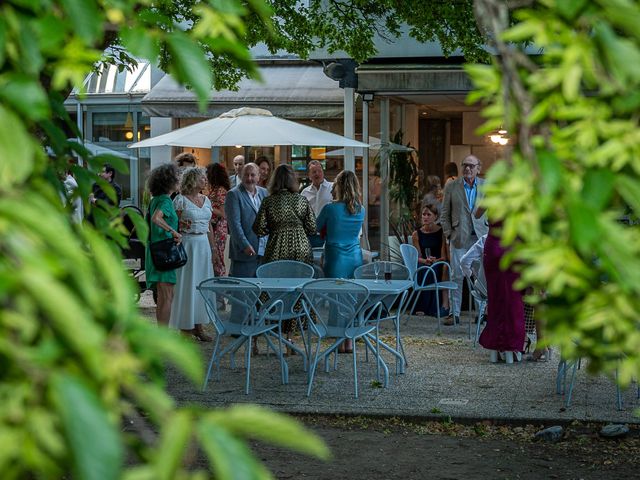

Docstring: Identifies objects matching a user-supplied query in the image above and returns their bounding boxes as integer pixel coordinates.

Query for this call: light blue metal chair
[301,279,383,398]
[557,356,636,411]
[399,243,418,324]
[256,260,315,363]
[464,272,488,347]
[353,261,411,370]
[198,277,285,394]
[404,261,457,333]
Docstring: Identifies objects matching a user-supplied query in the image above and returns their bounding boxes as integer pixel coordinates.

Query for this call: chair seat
[420,280,457,291]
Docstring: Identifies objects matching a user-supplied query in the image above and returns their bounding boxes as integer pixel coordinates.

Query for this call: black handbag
[149,237,188,271]
[147,208,188,271]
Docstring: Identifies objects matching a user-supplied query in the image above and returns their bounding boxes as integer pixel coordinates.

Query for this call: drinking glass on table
[425,248,431,264]
[373,259,381,282]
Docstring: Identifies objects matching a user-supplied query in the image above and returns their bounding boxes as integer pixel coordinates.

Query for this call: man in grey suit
[224,162,268,277]
[441,155,489,325]
[228,154,245,189]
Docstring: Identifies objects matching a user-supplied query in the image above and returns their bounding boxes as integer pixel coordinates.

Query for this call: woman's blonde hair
[180,166,205,195]
[333,170,362,215]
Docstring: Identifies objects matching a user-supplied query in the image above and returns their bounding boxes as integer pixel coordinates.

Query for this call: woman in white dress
[169,167,215,340]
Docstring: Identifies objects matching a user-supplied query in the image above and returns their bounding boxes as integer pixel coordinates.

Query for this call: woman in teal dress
[316,170,365,279]
[316,170,365,353]
[145,163,182,327]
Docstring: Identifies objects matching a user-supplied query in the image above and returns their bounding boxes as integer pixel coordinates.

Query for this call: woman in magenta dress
[478,221,525,363]
[206,163,230,277]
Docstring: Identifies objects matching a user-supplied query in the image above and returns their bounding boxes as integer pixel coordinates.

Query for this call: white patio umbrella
[324,136,414,157]
[128,107,369,149]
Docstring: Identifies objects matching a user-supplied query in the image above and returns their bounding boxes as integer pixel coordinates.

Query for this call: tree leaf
[59,0,103,44]
[153,411,192,480]
[120,27,160,63]
[197,419,271,480]
[166,33,213,112]
[582,168,614,210]
[207,405,330,460]
[51,374,122,480]
[0,74,50,120]
[0,105,34,190]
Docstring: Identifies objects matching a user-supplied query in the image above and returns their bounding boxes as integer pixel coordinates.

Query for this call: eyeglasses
[462,163,479,169]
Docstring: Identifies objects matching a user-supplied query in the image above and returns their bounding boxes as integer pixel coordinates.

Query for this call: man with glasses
[441,155,489,326]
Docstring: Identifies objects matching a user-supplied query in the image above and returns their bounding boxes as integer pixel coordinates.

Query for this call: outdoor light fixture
[362,93,374,102]
[125,131,134,140]
[489,128,509,145]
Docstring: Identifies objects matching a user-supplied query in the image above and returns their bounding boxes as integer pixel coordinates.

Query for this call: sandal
[193,325,213,342]
[525,348,549,362]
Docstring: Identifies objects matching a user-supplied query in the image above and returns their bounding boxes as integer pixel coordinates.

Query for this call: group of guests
[145,154,365,347]
[145,150,534,364]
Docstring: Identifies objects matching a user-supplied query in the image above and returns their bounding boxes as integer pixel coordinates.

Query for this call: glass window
[92,112,131,143]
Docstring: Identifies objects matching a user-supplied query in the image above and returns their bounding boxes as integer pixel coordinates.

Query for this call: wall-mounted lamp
[362,93,374,102]
[125,131,134,140]
[489,128,509,145]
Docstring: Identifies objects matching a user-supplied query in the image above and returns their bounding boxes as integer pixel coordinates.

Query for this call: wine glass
[373,260,381,282]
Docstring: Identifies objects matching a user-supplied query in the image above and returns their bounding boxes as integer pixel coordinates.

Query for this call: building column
[380,97,390,260]
[362,99,370,238]
[343,87,355,172]
[149,117,173,168]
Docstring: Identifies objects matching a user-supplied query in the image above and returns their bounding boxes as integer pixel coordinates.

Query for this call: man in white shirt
[301,160,333,247]
[228,154,245,188]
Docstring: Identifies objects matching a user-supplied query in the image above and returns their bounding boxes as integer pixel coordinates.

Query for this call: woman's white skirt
[169,234,214,330]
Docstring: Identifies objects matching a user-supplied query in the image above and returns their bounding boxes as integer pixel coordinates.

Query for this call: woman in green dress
[145,163,182,326]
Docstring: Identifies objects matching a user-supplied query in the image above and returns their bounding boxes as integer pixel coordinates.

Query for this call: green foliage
[0,0,327,478]
[469,0,640,386]
[388,130,420,221]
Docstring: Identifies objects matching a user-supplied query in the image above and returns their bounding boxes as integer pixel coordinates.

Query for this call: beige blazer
[441,177,489,250]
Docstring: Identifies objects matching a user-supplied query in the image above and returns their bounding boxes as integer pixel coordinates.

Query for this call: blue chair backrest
[400,244,418,279]
[197,277,261,334]
[256,260,315,279]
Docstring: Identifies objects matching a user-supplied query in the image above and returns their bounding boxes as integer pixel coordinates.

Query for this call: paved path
[141,291,640,424]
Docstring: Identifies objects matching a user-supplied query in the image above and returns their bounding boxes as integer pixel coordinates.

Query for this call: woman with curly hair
[145,163,182,327]
[169,167,214,341]
[206,163,231,277]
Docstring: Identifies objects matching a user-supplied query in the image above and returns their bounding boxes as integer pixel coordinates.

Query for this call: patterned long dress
[253,190,316,264]
[208,186,228,277]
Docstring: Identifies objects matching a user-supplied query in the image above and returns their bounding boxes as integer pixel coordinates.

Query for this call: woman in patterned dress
[253,164,316,264]
[206,163,230,277]
[253,164,316,353]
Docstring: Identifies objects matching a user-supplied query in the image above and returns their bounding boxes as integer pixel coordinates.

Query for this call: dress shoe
[443,315,455,326]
